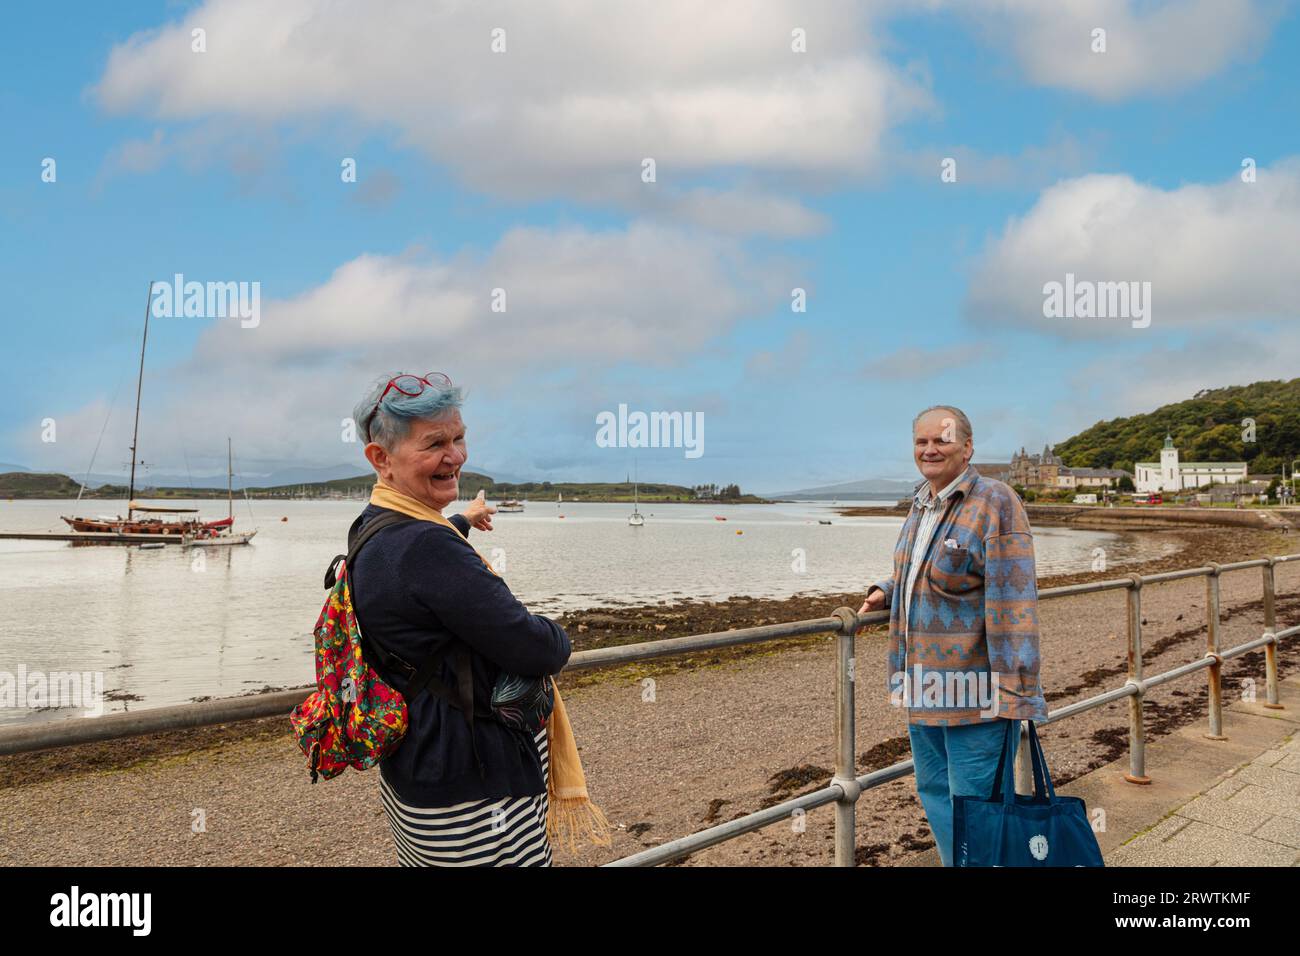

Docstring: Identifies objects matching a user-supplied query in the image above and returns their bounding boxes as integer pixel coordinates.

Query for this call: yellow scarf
[369,479,611,851]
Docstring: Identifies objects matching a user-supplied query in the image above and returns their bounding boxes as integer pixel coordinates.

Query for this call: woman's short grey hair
[354,374,464,450]
[913,405,973,443]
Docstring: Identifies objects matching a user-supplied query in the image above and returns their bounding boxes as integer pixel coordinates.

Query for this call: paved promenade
[1108,692,1299,866]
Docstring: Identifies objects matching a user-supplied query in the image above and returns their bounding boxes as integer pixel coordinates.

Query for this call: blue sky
[2,1,1298,492]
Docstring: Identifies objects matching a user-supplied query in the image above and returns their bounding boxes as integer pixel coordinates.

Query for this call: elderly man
[860,405,1047,866]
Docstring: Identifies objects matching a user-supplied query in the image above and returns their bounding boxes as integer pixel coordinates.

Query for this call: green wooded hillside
[0,472,82,498]
[1055,378,1300,475]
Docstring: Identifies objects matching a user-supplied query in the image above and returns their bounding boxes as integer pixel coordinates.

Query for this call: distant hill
[3,459,534,491]
[764,477,917,500]
[482,480,765,503]
[1055,378,1300,475]
[62,472,491,500]
[72,462,382,491]
[0,472,82,498]
[0,470,768,504]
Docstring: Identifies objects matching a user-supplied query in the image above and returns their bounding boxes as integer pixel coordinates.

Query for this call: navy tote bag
[952,720,1104,867]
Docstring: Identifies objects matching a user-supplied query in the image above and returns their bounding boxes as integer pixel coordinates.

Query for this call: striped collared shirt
[903,469,966,638]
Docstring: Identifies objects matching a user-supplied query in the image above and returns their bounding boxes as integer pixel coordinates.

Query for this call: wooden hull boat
[61,514,233,535]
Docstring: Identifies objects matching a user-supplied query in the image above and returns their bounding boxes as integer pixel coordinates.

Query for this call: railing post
[1262,559,1284,710]
[1205,564,1227,740]
[831,607,860,867]
[1124,574,1151,784]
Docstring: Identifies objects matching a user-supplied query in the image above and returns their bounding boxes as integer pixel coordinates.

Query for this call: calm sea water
[2,497,1178,724]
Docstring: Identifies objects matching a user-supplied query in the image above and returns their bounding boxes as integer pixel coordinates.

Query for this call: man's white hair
[912,405,973,442]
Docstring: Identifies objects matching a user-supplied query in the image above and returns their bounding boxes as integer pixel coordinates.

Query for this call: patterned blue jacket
[871,465,1048,726]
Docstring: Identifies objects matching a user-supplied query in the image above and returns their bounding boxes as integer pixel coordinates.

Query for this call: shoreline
[839,501,1299,532]
[555,525,1295,658]
[0,492,771,505]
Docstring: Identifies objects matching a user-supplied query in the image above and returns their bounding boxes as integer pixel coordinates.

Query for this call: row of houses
[974,435,1251,494]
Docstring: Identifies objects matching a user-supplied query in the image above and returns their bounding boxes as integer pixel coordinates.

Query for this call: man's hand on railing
[858,587,886,616]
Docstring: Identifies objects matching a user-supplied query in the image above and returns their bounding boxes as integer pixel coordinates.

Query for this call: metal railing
[599,553,1300,866]
[1,553,1296,869]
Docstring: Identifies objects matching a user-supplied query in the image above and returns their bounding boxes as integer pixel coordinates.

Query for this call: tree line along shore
[837,501,1300,533]
[0,470,768,504]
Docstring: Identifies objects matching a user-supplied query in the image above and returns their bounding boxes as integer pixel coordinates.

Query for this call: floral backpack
[290,511,462,782]
[290,508,554,784]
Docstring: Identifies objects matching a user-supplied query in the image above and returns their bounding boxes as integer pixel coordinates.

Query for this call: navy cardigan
[349,504,571,806]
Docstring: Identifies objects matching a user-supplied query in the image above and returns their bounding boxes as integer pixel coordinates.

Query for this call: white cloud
[101,128,168,175]
[659,188,830,238]
[965,158,1300,336]
[19,222,790,475]
[95,122,296,199]
[899,134,1098,189]
[744,329,813,378]
[94,0,931,222]
[1060,326,1300,423]
[932,0,1280,99]
[860,342,992,380]
[191,221,788,366]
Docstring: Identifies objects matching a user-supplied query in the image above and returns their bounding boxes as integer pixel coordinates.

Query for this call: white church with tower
[1134,435,1248,493]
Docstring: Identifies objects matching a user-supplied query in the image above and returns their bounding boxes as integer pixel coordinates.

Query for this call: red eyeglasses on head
[362,372,453,443]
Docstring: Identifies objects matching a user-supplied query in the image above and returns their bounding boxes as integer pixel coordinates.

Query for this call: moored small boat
[186,529,258,547]
[628,464,644,526]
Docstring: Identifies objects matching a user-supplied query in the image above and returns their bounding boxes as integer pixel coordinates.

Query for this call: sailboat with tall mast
[60,282,250,544]
[186,438,257,546]
[628,462,644,526]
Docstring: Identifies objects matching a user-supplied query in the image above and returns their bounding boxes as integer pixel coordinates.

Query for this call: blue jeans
[908,719,1019,866]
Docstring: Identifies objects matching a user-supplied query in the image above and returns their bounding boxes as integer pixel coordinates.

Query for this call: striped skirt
[379,728,553,867]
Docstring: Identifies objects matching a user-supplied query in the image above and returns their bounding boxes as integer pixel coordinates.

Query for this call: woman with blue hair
[347,372,608,866]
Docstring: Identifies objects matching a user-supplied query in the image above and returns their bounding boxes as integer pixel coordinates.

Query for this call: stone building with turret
[1008,444,1063,489]
[1003,444,1130,491]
